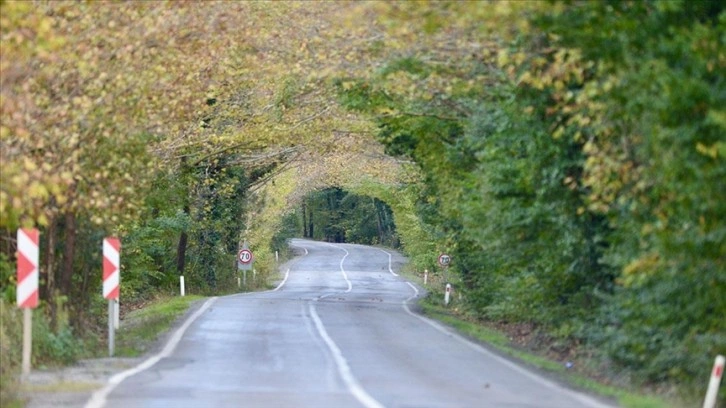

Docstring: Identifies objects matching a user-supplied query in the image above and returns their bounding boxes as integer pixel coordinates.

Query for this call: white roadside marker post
[444,283,451,306]
[424,269,428,285]
[703,355,724,408]
[180,276,186,297]
[17,228,39,380]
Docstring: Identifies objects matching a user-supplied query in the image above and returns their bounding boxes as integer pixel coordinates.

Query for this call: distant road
[90,239,615,408]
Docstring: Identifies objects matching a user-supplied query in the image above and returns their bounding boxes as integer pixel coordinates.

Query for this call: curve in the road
[86,239,616,408]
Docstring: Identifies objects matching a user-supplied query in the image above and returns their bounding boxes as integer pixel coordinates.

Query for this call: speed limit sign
[238,249,253,264]
[438,254,451,267]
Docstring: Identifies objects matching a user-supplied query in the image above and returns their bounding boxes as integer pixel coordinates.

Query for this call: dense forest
[296,188,396,245]
[1,1,723,404]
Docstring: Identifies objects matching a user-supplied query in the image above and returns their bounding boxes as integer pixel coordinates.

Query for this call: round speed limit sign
[238,249,253,264]
[438,254,451,267]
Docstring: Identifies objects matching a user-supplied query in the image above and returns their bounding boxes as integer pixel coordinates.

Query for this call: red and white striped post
[16,228,39,378]
[703,355,725,408]
[103,237,120,357]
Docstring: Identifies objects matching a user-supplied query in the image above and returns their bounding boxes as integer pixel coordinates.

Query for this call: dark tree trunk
[177,157,190,276]
[176,218,188,276]
[307,204,314,239]
[42,215,58,330]
[373,198,384,244]
[59,211,76,298]
[177,201,190,276]
[302,203,308,237]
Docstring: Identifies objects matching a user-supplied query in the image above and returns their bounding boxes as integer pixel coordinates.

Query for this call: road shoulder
[20,297,209,408]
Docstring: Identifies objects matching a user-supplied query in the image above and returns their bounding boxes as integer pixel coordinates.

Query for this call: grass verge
[417,299,678,408]
[115,295,205,357]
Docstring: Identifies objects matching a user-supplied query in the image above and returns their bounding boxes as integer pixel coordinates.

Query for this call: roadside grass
[418,299,677,408]
[115,295,204,357]
[21,381,101,393]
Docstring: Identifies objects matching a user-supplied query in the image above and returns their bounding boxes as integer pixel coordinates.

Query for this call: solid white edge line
[273,268,290,291]
[405,282,419,298]
[400,283,614,408]
[328,243,353,292]
[309,303,385,408]
[376,248,398,277]
[85,297,218,408]
[88,240,312,407]
[274,241,311,292]
[341,248,352,292]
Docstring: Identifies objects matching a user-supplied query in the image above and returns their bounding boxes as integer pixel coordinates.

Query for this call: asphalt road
[87,239,615,408]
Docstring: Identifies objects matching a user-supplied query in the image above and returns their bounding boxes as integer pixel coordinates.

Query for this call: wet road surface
[90,239,615,408]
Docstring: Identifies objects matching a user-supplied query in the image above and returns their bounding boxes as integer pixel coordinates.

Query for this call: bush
[0,300,22,404]
[32,301,86,367]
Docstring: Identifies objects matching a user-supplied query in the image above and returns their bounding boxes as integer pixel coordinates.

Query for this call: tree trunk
[373,198,384,244]
[59,211,76,298]
[176,157,190,276]
[177,204,190,275]
[42,215,57,330]
[302,203,308,237]
[176,231,188,276]
[307,204,314,239]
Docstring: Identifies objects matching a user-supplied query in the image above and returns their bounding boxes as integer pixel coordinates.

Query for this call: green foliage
[35,297,88,366]
[270,211,299,260]
[298,188,397,246]
[337,0,724,401]
[462,99,613,325]
[119,158,249,297]
[32,315,84,366]
[122,210,191,301]
[533,0,726,393]
[186,159,248,291]
[350,180,435,272]
[0,300,21,404]
[0,253,14,303]
[0,298,88,403]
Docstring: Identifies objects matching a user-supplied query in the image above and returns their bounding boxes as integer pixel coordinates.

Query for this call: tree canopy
[1,1,723,403]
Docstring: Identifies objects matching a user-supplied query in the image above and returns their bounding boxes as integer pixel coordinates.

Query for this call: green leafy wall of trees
[338,0,725,397]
